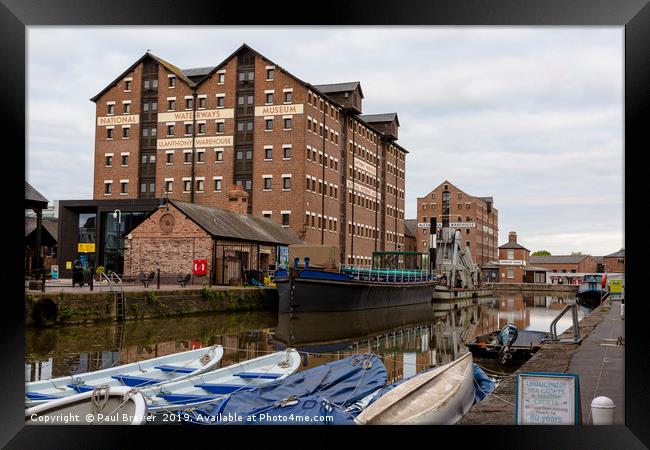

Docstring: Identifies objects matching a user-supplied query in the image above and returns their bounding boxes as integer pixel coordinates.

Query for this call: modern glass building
[57,199,159,277]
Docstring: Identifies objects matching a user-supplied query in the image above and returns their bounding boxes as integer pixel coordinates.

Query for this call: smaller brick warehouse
[124,188,302,285]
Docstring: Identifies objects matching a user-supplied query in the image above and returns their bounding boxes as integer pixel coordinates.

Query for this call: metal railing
[98,271,114,292]
[337,264,434,283]
[550,303,581,343]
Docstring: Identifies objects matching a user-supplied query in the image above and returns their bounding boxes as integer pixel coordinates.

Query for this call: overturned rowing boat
[26,386,148,425]
[355,352,475,425]
[25,345,224,407]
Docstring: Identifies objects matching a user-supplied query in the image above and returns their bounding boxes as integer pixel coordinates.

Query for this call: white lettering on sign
[346,180,380,199]
[157,109,234,122]
[157,136,234,149]
[417,222,475,229]
[254,104,304,116]
[97,115,139,126]
[516,373,579,425]
[354,159,377,177]
[499,260,525,266]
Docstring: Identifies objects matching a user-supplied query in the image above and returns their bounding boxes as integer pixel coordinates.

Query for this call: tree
[532,250,551,256]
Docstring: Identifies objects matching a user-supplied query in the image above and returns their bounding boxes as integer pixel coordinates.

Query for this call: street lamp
[112,209,122,275]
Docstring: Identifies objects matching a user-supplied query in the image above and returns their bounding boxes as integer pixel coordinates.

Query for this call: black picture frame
[5,0,647,447]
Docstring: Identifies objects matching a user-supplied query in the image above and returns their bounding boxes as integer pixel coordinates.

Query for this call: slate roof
[478,196,494,204]
[358,113,399,126]
[604,248,625,258]
[404,219,417,238]
[529,255,588,264]
[170,200,303,245]
[312,81,363,98]
[499,241,529,251]
[25,182,49,205]
[25,217,58,241]
[182,66,216,78]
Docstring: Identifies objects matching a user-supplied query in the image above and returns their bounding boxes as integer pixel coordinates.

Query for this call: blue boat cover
[155,365,196,374]
[185,353,387,425]
[472,364,495,403]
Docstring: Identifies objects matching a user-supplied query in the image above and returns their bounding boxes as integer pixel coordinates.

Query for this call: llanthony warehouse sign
[157,136,234,149]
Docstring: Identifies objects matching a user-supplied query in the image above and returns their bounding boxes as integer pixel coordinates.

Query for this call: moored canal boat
[576,274,609,309]
[276,251,437,313]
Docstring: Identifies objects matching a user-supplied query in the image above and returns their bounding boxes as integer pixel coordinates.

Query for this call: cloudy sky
[26,27,623,255]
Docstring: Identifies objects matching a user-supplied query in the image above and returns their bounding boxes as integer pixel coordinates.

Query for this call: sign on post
[77,243,96,253]
[609,279,623,293]
[66,261,72,270]
[515,372,581,425]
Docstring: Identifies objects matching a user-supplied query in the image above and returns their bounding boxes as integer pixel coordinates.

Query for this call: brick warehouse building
[90,44,407,267]
[415,180,498,266]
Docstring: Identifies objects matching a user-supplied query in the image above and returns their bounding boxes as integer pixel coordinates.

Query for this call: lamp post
[112,209,122,274]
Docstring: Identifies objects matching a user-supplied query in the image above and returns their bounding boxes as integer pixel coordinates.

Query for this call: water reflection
[26,292,584,384]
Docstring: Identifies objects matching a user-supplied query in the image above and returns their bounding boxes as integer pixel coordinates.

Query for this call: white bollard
[621,301,625,318]
[591,396,616,424]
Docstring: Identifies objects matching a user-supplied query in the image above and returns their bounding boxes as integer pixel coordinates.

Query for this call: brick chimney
[509,231,517,244]
[226,185,249,215]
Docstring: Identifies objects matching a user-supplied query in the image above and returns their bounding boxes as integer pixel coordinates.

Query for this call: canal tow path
[460,298,624,425]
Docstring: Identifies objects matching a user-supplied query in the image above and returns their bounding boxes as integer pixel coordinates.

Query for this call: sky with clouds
[26,27,623,255]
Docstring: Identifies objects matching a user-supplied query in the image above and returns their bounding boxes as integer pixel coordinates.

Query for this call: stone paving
[460,298,625,425]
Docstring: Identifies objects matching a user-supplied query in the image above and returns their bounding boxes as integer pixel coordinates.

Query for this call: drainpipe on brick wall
[190,89,198,203]
[350,120,356,264]
[321,105,327,245]
[374,138,379,252]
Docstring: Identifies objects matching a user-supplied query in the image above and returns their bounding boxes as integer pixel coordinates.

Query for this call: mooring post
[89,266,94,291]
[157,268,161,290]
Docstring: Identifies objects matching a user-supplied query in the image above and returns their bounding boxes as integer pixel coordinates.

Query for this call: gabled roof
[25,217,58,240]
[529,255,589,264]
[499,242,529,251]
[358,113,400,127]
[313,81,364,98]
[170,200,302,245]
[90,52,196,102]
[604,248,625,258]
[25,182,49,205]
[404,219,417,238]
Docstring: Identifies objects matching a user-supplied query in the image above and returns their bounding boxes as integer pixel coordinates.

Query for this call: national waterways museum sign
[97,115,139,126]
[254,104,304,116]
[157,109,235,122]
[157,136,234,149]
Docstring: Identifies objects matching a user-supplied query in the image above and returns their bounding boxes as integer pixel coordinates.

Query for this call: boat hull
[277,277,435,313]
[26,386,148,425]
[355,352,475,425]
[576,289,608,309]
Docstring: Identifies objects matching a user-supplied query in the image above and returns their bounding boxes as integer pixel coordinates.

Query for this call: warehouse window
[214,179,222,191]
[169,76,176,88]
[105,155,113,166]
[198,123,206,134]
[218,73,225,84]
[165,181,173,192]
[123,103,131,114]
[106,128,114,139]
[120,182,128,194]
[122,127,130,138]
[184,180,191,192]
[282,213,290,227]
[266,93,273,104]
[199,97,207,109]
[283,118,292,130]
[266,68,274,80]
[216,121,224,133]
[215,150,223,162]
[265,119,273,130]
[185,98,194,110]
[124,80,132,91]
[168,99,175,111]
[217,96,225,108]
[265,148,272,160]
[283,146,291,159]
[264,177,272,190]
[283,177,291,190]
[121,155,129,166]
[167,124,175,136]
[104,182,112,194]
[107,104,115,115]
[284,91,292,103]
[507,269,514,279]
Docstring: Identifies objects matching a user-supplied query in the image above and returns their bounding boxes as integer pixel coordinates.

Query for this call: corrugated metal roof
[312,81,363,97]
[404,219,417,238]
[529,255,588,264]
[25,217,58,240]
[605,248,625,258]
[182,66,216,78]
[171,200,303,245]
[25,182,49,204]
[358,113,399,125]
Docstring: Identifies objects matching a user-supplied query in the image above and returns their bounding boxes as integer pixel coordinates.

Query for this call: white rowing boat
[26,386,148,425]
[355,352,475,425]
[139,349,302,412]
[26,345,224,407]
